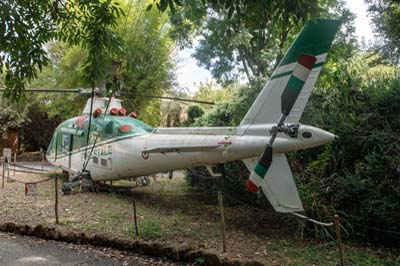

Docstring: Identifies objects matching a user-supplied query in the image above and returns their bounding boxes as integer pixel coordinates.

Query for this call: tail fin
[243,154,303,212]
[240,19,340,126]
[241,19,340,213]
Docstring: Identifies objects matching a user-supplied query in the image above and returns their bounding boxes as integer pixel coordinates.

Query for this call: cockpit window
[47,132,57,157]
[93,116,153,140]
[302,131,313,139]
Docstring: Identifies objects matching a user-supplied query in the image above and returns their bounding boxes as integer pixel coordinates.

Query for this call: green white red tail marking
[281,54,316,116]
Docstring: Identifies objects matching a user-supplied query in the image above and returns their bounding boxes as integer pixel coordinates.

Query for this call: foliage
[193,79,264,127]
[0,0,122,99]
[298,53,400,244]
[0,97,30,134]
[168,0,354,83]
[366,0,400,63]
[24,0,175,127]
[115,0,175,126]
[192,80,233,110]
[58,0,123,86]
[185,105,204,125]
[0,0,55,99]
[28,43,88,121]
[21,102,62,151]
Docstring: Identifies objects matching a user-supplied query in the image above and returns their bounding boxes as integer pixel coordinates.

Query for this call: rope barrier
[290,212,334,227]
[143,192,216,197]
[221,192,268,213]
[7,168,50,175]
[7,175,55,185]
[5,164,51,175]
[8,163,52,172]
[349,222,400,236]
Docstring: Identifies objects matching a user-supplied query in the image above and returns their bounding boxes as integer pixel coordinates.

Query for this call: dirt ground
[0,167,398,266]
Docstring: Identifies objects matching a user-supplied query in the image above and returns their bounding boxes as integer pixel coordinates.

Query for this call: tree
[0,0,122,100]
[24,0,175,126]
[366,0,400,63]
[192,80,233,109]
[0,97,30,136]
[168,0,353,83]
[115,0,175,126]
[185,105,204,125]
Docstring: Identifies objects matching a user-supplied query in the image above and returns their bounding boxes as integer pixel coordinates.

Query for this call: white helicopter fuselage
[49,123,335,181]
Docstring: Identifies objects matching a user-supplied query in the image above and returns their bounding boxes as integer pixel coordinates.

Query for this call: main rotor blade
[0,88,215,105]
[118,92,215,105]
[0,88,84,93]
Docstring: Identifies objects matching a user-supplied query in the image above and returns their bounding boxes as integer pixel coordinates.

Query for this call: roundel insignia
[141,151,149,160]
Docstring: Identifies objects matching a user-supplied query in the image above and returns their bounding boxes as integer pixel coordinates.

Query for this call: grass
[268,239,400,266]
[0,171,399,265]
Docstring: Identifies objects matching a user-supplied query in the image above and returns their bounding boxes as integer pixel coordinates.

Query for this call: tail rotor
[246,54,317,192]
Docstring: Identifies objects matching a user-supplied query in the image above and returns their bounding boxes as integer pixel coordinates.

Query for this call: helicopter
[2,19,340,213]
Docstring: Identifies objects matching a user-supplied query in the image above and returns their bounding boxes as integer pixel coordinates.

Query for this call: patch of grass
[123,213,187,240]
[125,219,164,239]
[268,239,399,266]
[135,175,191,195]
[105,211,123,220]
[193,257,206,265]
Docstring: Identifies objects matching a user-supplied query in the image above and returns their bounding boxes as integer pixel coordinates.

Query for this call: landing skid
[61,171,95,195]
[61,173,150,195]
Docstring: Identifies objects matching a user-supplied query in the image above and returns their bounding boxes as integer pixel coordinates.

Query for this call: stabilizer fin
[243,154,303,213]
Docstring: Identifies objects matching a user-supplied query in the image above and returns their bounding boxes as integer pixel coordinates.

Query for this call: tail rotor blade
[281,54,316,116]
[246,145,273,192]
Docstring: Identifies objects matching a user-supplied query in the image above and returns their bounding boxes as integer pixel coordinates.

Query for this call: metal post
[132,193,139,236]
[334,215,344,266]
[218,191,227,252]
[13,153,16,176]
[55,177,59,224]
[1,158,4,189]
[40,148,44,171]
[6,159,9,182]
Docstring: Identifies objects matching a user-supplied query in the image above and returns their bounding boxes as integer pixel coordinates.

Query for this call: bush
[297,54,400,244]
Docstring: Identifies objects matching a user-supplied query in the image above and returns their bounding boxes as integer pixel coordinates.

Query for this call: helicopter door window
[61,134,72,154]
